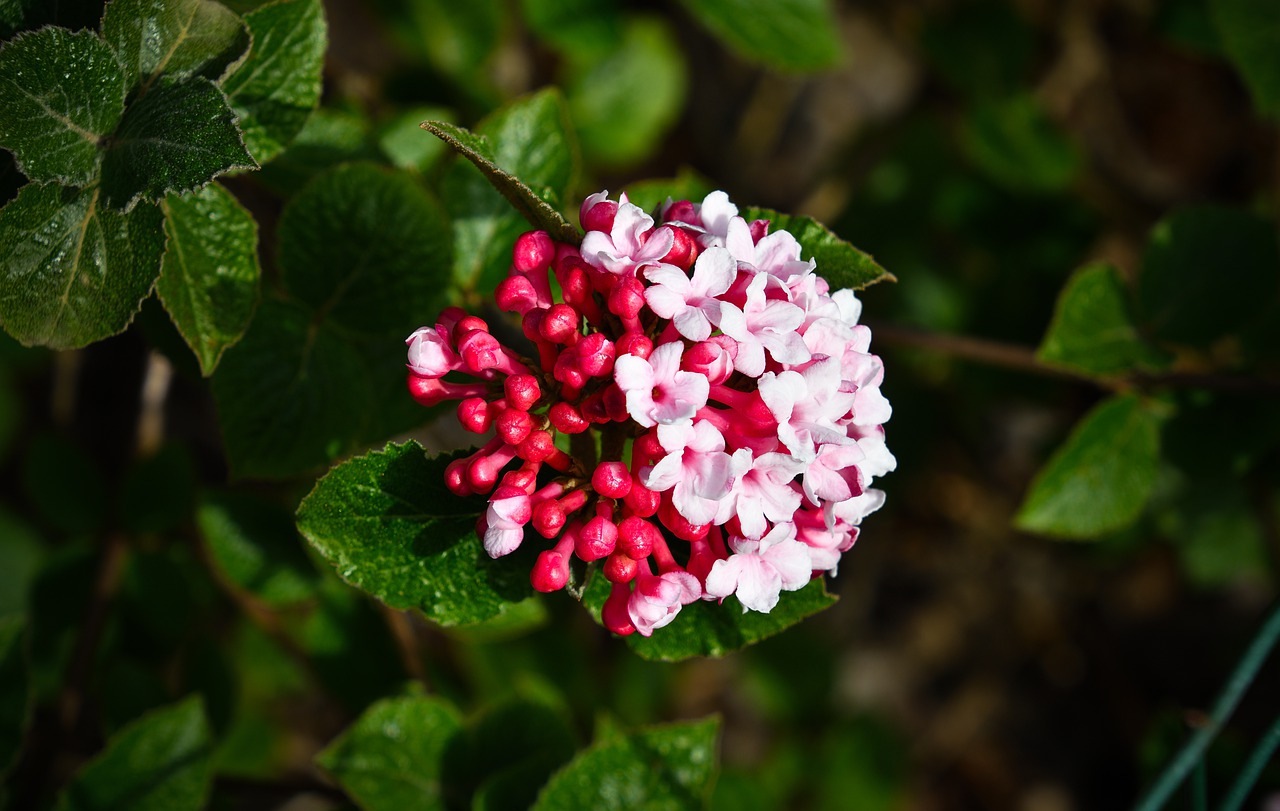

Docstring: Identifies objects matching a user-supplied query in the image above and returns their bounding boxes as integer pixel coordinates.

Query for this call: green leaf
[1037,262,1171,376]
[102,0,250,90]
[532,717,720,811]
[959,94,1079,193]
[520,0,623,60]
[452,698,578,811]
[0,616,30,777]
[158,181,260,375]
[211,298,370,478]
[100,77,255,210]
[221,0,327,164]
[316,692,463,811]
[0,183,165,349]
[55,696,213,811]
[1138,205,1280,348]
[255,105,374,195]
[741,206,892,291]
[277,163,451,339]
[567,17,687,168]
[0,27,126,185]
[197,490,317,606]
[432,88,581,291]
[296,441,535,626]
[587,575,839,661]
[677,0,841,72]
[373,0,501,99]
[1016,394,1165,540]
[1211,0,1280,117]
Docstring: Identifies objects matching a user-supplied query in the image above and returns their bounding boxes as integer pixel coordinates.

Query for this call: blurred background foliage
[1,0,1279,809]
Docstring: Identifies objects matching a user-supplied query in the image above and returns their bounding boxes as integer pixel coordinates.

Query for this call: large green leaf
[296,441,535,626]
[0,27,126,185]
[433,88,580,292]
[54,696,214,811]
[373,0,502,98]
[277,162,451,338]
[197,490,317,607]
[316,692,463,811]
[1016,394,1165,540]
[100,77,255,210]
[221,0,327,164]
[585,574,838,662]
[0,616,29,777]
[1037,262,1170,377]
[0,183,165,349]
[158,182,260,375]
[1137,205,1280,348]
[566,17,686,168]
[532,717,720,811]
[211,298,369,478]
[520,0,622,59]
[1212,0,1280,117]
[677,0,841,72]
[102,0,249,90]
[741,206,892,292]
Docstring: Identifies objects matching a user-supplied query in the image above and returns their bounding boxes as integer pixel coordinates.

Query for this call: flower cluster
[406,191,894,636]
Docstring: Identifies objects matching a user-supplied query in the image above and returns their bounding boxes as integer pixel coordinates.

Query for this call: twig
[378,603,430,687]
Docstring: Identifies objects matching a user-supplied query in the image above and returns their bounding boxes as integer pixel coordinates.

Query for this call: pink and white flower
[614,341,709,427]
[628,570,702,635]
[704,523,813,613]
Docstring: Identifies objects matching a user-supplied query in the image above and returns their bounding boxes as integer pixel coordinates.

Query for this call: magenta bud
[602,384,628,422]
[437,306,468,334]
[501,465,538,492]
[495,275,540,314]
[579,391,610,424]
[467,456,504,492]
[581,197,617,233]
[503,374,541,411]
[517,430,555,462]
[632,432,664,463]
[748,218,770,244]
[495,408,534,446]
[603,551,639,584]
[607,276,645,319]
[554,261,593,307]
[592,461,632,499]
[452,315,488,342]
[457,397,492,433]
[614,332,652,360]
[617,516,657,559]
[445,458,472,496]
[576,516,618,561]
[659,225,696,270]
[513,230,555,273]
[532,500,568,538]
[521,308,546,342]
[576,333,615,377]
[553,349,588,389]
[682,340,734,386]
[548,402,589,434]
[407,374,446,406]
[663,200,698,226]
[602,581,636,636]
[458,329,502,372]
[623,481,660,517]
[539,303,580,344]
[531,550,570,592]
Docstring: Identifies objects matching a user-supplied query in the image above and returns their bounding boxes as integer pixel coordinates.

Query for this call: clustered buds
[406,190,895,636]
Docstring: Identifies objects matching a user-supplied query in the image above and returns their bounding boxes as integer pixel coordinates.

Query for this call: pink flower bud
[452,315,488,343]
[604,551,638,583]
[682,339,734,386]
[495,407,534,445]
[458,329,502,373]
[581,193,617,233]
[445,458,472,496]
[575,333,615,377]
[602,581,636,635]
[531,549,570,592]
[503,374,541,411]
[592,461,631,498]
[437,306,467,335]
[659,498,710,541]
[495,275,540,314]
[658,225,696,270]
[623,480,660,517]
[748,218,770,243]
[532,500,567,538]
[457,397,492,433]
[617,515,657,559]
[614,332,652,360]
[602,383,628,422]
[548,402,589,434]
[607,276,645,320]
[514,230,556,273]
[539,303,580,345]
[662,200,698,227]
[576,515,617,560]
[579,391,610,424]
[517,430,555,462]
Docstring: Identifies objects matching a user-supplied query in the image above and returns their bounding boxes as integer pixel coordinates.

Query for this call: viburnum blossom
[406,190,894,637]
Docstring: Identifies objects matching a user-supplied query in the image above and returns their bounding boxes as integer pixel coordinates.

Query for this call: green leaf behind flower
[742,206,892,292]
